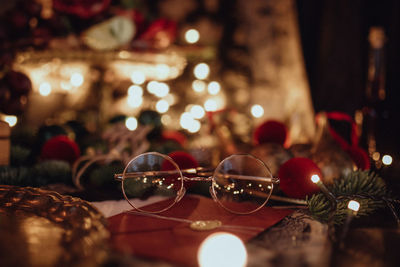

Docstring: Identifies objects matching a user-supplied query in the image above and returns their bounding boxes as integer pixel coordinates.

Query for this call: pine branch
[307,170,389,225]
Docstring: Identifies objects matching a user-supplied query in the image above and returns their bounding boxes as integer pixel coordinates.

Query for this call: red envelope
[108,195,293,267]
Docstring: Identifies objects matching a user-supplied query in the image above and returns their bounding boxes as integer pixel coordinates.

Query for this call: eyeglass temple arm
[114,168,279,184]
[114,168,201,181]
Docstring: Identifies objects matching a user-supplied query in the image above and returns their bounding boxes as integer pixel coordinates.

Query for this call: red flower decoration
[53,0,111,19]
[40,135,80,164]
[253,120,288,146]
[139,18,177,49]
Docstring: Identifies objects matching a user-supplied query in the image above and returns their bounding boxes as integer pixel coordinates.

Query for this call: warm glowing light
[251,105,264,118]
[192,80,206,92]
[128,85,143,97]
[185,29,200,44]
[198,232,247,267]
[311,174,320,184]
[156,64,170,80]
[127,95,143,108]
[164,93,176,105]
[3,116,17,127]
[161,114,172,125]
[194,63,210,80]
[130,71,146,85]
[125,117,138,131]
[180,112,194,129]
[347,200,360,212]
[382,155,393,166]
[70,73,84,87]
[372,152,380,161]
[147,81,158,94]
[60,81,72,91]
[154,82,170,97]
[190,105,205,119]
[156,99,169,113]
[204,99,217,112]
[208,81,221,95]
[39,82,52,96]
[147,81,169,97]
[188,119,201,133]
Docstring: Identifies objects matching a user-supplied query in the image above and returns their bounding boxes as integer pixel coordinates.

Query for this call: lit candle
[198,232,247,267]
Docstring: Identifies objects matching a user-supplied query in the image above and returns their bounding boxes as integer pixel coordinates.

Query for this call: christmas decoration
[138,18,177,49]
[53,0,111,19]
[40,135,80,165]
[0,70,32,115]
[250,143,292,177]
[310,112,354,184]
[82,16,136,51]
[323,111,370,170]
[253,120,288,146]
[162,150,199,171]
[0,160,71,187]
[277,157,322,199]
[162,151,199,188]
[307,170,392,225]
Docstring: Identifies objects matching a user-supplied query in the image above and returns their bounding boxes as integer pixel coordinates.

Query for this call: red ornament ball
[162,151,198,171]
[162,151,199,188]
[161,130,187,147]
[41,135,80,164]
[278,157,322,199]
[253,120,288,146]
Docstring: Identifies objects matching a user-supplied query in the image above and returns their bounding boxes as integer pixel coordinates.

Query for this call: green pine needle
[307,170,387,225]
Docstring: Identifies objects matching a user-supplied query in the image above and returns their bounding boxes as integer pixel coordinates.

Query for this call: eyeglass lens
[122,152,184,213]
[212,154,274,214]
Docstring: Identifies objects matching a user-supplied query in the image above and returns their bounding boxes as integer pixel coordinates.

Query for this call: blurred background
[0,0,398,193]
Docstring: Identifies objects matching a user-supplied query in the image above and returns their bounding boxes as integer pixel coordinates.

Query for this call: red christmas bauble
[162,151,198,171]
[161,130,187,147]
[278,157,322,199]
[40,135,80,164]
[162,151,199,188]
[253,120,288,146]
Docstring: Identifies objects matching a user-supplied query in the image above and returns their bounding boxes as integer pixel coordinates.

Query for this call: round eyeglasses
[114,152,280,215]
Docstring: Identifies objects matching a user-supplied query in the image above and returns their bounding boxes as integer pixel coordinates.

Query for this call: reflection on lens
[212,154,273,214]
[122,152,183,213]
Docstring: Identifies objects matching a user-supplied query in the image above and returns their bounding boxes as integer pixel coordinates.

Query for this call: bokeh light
[251,104,264,118]
[194,63,210,80]
[198,232,247,267]
[382,155,393,166]
[185,29,200,44]
[208,81,221,95]
[125,117,138,131]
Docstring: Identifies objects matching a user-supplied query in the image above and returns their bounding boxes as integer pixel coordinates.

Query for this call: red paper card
[108,195,293,267]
